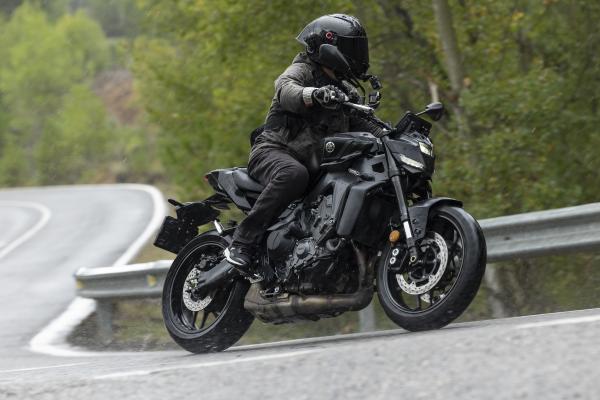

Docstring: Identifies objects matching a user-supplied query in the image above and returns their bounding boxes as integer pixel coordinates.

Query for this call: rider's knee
[279,164,309,194]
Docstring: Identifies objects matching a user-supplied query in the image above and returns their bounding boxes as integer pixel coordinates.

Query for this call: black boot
[223,242,251,269]
[224,241,261,280]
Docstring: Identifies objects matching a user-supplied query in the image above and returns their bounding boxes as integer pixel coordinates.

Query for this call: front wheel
[377,205,486,331]
[162,232,254,353]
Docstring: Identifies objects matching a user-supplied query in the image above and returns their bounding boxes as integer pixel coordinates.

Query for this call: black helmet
[297,14,369,78]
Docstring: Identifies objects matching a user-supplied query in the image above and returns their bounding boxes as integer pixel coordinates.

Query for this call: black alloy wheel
[162,232,254,353]
[377,205,486,331]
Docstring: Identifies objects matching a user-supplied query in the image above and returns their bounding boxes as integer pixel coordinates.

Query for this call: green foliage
[434,1,600,217]
[82,0,141,38]
[0,2,153,187]
[36,84,112,184]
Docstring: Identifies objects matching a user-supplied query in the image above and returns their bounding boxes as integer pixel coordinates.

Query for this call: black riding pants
[232,146,309,244]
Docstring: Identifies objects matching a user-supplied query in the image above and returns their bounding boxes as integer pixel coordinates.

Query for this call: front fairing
[386,134,435,177]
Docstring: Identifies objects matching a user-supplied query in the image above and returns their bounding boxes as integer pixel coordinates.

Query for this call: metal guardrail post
[358,304,376,332]
[483,264,509,318]
[96,299,114,345]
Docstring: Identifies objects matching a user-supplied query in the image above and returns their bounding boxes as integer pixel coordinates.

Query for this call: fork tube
[383,136,418,263]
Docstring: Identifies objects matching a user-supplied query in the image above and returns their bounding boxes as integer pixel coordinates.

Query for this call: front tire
[162,232,254,353]
[377,205,486,331]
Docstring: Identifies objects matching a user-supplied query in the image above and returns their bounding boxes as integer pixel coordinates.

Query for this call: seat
[232,168,265,193]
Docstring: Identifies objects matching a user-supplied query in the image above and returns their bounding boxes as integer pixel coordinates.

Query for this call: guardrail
[75,261,171,343]
[75,202,600,343]
[76,261,171,300]
[481,202,600,262]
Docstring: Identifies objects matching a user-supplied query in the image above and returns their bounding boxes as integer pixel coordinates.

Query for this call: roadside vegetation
[2,1,600,348]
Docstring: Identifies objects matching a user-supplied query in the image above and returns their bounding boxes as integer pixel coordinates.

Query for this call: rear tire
[377,205,486,331]
[162,232,254,353]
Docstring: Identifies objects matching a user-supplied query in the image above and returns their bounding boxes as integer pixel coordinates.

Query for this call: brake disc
[182,268,213,311]
[396,232,448,295]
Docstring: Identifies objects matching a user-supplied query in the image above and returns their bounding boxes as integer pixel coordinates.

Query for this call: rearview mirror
[318,44,352,77]
[417,102,444,121]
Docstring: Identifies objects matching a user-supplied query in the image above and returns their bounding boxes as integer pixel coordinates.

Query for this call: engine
[265,194,357,295]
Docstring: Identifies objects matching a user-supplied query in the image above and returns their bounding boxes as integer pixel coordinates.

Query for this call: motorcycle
[154,95,487,353]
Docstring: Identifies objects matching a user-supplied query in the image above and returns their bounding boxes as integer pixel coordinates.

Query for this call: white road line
[0,362,88,374]
[0,201,51,261]
[111,184,166,267]
[515,314,600,330]
[28,297,97,357]
[94,349,318,380]
[29,184,167,357]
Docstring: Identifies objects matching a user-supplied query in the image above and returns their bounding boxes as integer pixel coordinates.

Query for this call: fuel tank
[320,132,379,168]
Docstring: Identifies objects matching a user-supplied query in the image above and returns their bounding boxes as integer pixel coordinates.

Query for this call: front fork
[383,136,419,264]
[390,175,419,263]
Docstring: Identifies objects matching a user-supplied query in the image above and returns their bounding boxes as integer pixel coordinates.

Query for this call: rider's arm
[274,63,316,114]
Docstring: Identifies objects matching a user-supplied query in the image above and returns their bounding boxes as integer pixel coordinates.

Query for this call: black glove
[312,85,347,109]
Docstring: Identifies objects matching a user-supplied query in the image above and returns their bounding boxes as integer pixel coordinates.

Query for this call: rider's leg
[226,147,309,272]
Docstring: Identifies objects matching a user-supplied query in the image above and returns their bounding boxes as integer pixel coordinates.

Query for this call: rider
[224,14,386,276]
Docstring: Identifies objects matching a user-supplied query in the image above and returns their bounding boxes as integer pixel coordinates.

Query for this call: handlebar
[341,100,393,133]
[328,91,392,133]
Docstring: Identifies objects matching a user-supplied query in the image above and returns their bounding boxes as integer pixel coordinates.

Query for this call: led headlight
[399,154,425,170]
[419,142,433,156]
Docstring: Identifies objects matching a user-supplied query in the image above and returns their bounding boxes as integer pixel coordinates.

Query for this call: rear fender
[408,197,463,241]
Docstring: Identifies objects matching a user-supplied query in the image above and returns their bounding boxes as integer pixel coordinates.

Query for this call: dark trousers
[233,146,309,244]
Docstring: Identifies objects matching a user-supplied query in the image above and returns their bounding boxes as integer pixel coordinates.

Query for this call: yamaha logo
[325,141,335,153]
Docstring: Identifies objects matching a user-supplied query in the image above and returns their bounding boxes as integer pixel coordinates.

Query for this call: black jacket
[252,53,384,165]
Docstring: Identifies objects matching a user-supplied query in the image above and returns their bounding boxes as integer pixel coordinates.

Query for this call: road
[0,185,598,399]
[0,185,162,367]
[0,308,598,399]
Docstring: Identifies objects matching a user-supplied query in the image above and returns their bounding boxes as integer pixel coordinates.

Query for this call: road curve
[0,185,163,369]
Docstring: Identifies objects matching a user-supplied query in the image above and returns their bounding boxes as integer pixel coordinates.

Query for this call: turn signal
[389,230,401,243]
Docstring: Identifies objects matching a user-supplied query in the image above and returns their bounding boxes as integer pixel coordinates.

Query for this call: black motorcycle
[154,98,487,353]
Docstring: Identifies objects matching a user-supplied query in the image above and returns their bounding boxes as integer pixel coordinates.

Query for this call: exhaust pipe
[244,243,375,322]
[244,284,373,322]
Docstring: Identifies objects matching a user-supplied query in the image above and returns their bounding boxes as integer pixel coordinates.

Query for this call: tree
[82,0,141,37]
[432,0,470,137]
[0,3,113,186]
[36,84,112,184]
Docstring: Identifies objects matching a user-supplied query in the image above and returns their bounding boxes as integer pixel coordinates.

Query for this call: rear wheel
[162,232,254,353]
[377,205,486,331]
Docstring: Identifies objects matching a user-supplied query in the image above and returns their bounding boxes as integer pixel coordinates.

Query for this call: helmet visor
[336,35,369,76]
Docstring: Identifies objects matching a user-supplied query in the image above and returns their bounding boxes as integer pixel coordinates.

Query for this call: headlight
[419,142,433,156]
[399,154,425,170]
